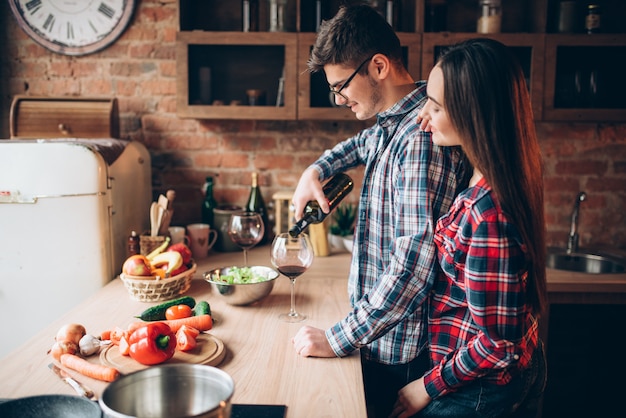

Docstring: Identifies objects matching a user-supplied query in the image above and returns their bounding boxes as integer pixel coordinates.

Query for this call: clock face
[9,0,136,56]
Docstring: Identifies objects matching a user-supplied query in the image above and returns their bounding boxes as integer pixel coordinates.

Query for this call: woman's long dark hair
[438,38,547,317]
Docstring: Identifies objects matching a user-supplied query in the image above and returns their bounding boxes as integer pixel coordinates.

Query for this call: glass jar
[477,0,501,34]
[585,4,601,34]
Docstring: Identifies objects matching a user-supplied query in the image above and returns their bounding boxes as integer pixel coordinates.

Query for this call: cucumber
[193,301,211,316]
[136,296,196,321]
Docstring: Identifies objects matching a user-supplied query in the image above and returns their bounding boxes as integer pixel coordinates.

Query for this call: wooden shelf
[176,0,626,122]
[176,31,297,120]
[421,32,546,120]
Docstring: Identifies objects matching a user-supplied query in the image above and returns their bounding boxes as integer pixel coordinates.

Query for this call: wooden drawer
[10,96,120,139]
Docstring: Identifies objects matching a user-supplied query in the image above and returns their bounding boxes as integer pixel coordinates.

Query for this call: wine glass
[270,232,314,322]
[228,212,264,265]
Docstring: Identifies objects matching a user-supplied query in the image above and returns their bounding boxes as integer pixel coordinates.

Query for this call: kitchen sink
[547,249,626,274]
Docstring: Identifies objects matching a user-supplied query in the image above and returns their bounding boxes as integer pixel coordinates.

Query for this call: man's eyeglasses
[329,56,373,104]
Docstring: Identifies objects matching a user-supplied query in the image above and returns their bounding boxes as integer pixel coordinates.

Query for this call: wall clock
[9,0,136,56]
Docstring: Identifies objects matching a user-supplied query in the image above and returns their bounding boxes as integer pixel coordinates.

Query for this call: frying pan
[0,395,101,417]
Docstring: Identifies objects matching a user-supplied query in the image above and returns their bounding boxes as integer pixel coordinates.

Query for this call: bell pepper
[129,322,176,365]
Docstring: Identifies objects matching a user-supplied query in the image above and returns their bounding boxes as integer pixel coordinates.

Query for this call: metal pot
[0,395,101,418]
[99,364,234,418]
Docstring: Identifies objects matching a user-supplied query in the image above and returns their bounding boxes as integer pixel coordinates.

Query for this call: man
[290,4,465,418]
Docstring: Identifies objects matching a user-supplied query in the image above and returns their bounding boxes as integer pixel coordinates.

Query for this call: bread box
[10,96,120,139]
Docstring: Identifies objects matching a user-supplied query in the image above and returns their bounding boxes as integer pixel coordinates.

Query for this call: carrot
[127,314,213,334]
[100,329,112,340]
[59,353,120,382]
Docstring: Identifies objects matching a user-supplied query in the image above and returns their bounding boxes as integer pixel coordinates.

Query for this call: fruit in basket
[167,243,193,265]
[122,255,153,276]
[151,251,183,275]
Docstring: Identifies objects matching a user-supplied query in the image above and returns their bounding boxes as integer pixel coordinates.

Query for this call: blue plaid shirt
[312,82,462,364]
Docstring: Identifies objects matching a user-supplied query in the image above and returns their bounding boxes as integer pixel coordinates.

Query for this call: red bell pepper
[129,322,176,365]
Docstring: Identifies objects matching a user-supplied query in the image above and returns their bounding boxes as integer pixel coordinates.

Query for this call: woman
[391,38,547,417]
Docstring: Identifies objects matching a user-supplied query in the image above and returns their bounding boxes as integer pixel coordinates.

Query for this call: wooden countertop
[0,246,365,417]
[1,244,625,415]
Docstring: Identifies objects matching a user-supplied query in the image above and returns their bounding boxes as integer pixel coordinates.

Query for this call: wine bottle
[201,176,218,227]
[246,172,270,243]
[289,173,354,238]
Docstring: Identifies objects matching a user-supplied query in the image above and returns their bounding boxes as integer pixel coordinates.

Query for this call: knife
[48,363,97,400]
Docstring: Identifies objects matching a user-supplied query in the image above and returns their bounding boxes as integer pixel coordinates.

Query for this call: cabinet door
[297,33,422,120]
[176,32,297,120]
[543,34,626,122]
[421,33,545,120]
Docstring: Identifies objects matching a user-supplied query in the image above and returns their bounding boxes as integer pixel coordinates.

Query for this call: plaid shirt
[424,177,539,399]
[312,82,461,364]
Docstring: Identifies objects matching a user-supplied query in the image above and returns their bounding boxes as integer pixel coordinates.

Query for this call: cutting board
[100,334,225,374]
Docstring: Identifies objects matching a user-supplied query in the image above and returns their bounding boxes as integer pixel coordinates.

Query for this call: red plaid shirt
[423,177,539,399]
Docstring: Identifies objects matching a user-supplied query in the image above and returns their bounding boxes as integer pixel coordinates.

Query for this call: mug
[186,223,218,260]
[168,226,190,245]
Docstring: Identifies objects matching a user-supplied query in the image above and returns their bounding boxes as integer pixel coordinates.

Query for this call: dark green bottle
[201,176,218,227]
[246,172,270,243]
[289,173,354,238]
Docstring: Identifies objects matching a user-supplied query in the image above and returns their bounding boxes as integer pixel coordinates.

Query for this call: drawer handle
[58,123,70,135]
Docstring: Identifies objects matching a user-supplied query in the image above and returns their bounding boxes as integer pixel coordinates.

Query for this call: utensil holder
[140,234,167,256]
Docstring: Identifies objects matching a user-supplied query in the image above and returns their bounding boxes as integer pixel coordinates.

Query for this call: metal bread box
[10,96,120,139]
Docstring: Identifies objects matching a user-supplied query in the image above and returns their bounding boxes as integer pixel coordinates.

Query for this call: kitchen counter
[1,245,625,416]
[0,246,365,417]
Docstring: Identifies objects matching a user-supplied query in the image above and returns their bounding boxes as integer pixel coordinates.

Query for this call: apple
[167,243,193,265]
[122,255,153,276]
[170,264,189,277]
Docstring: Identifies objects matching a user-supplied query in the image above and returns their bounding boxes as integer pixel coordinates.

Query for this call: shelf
[175,0,626,122]
[296,33,422,120]
[421,33,545,119]
[543,34,626,121]
[176,31,297,120]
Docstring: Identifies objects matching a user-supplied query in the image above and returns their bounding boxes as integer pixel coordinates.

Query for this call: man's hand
[292,325,336,357]
[292,168,329,220]
[390,377,432,418]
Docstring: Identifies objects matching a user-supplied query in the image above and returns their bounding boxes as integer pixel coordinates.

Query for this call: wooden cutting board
[100,334,225,374]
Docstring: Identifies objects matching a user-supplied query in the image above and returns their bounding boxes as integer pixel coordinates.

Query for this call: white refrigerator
[0,139,152,359]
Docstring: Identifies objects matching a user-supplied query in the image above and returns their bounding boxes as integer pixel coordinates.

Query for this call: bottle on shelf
[242,0,259,32]
[127,230,140,257]
[385,0,400,31]
[477,0,502,34]
[246,172,270,243]
[269,0,288,32]
[288,173,354,238]
[202,176,218,228]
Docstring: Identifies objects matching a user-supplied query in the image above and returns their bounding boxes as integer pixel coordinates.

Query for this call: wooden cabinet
[176,0,626,121]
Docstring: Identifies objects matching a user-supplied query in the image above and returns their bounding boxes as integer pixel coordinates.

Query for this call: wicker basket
[120,263,197,302]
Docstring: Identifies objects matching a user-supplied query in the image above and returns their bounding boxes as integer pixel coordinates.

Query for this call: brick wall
[1,1,625,250]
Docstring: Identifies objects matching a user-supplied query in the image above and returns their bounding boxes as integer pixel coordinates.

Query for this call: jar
[557,1,578,33]
[585,4,601,34]
[477,0,501,34]
[213,205,244,252]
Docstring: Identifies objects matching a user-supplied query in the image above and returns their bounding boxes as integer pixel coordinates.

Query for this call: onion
[49,340,78,361]
[55,323,86,345]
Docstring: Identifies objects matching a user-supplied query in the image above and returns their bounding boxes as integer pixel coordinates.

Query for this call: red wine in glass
[277,265,306,279]
[271,233,313,322]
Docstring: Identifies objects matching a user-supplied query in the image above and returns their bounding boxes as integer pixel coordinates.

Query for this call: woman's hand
[390,377,432,418]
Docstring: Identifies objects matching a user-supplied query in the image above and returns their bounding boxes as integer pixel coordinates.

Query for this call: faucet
[566,191,587,254]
